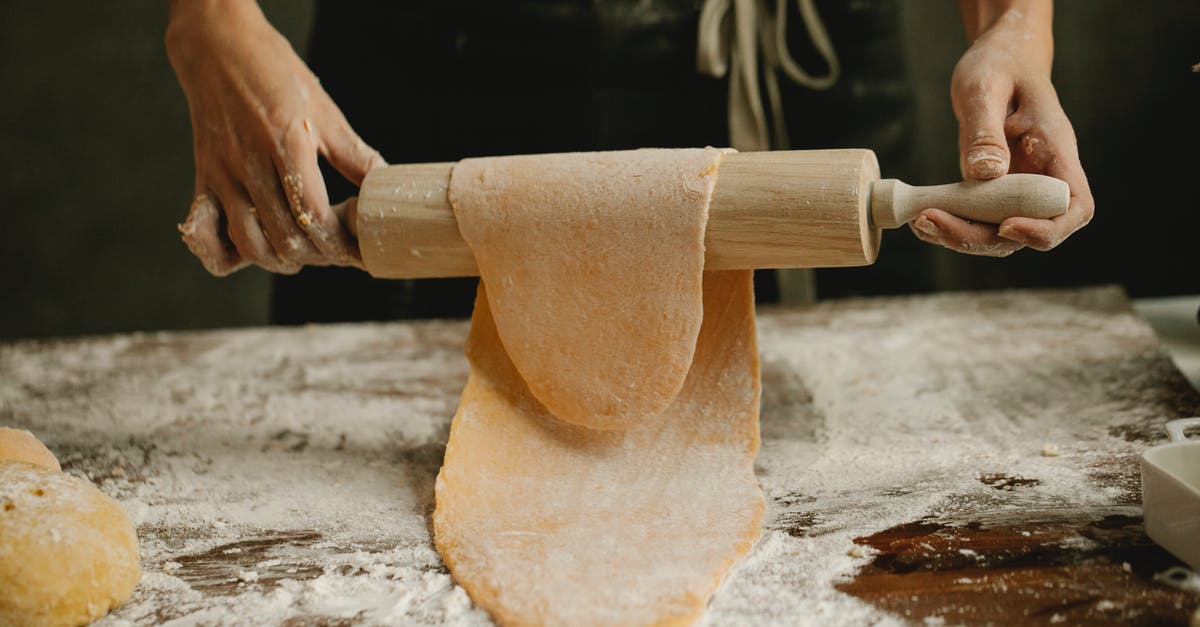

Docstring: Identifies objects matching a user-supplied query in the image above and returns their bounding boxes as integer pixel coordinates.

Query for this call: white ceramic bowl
[1141,417,1200,569]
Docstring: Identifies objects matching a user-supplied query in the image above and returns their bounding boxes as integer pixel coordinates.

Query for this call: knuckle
[1019,136,1054,168]
[1078,204,1095,225]
[952,74,998,105]
[277,120,312,155]
[967,131,1006,150]
[273,233,317,266]
[258,101,294,133]
[276,236,303,259]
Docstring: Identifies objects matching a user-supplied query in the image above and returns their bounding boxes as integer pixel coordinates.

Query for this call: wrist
[165,0,265,65]
[960,0,1054,74]
[959,0,1052,40]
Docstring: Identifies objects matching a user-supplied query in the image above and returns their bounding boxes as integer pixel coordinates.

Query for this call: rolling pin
[346,149,1068,279]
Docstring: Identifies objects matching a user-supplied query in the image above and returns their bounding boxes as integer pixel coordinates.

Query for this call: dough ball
[0,427,61,471]
[0,460,141,627]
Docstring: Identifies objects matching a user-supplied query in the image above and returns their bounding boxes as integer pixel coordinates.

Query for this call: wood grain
[352,150,1069,279]
[355,150,882,278]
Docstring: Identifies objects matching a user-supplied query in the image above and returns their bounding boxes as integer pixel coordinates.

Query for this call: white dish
[1141,417,1200,569]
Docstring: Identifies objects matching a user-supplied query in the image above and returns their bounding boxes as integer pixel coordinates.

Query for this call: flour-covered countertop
[2,286,1198,626]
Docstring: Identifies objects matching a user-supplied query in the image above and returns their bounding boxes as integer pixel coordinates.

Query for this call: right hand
[909,2,1093,258]
[166,0,385,275]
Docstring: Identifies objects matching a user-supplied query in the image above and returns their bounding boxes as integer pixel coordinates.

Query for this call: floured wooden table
[3,286,1198,626]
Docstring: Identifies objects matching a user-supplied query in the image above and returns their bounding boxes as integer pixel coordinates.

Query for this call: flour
[1,286,1195,626]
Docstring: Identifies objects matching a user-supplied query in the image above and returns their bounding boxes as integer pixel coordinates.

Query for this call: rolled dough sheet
[436,149,764,625]
[448,149,720,431]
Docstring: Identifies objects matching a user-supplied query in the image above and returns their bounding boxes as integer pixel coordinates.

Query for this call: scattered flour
[0,287,1194,626]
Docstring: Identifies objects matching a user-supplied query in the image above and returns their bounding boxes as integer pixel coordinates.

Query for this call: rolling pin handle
[868,179,907,230]
[336,196,360,238]
[869,174,1070,230]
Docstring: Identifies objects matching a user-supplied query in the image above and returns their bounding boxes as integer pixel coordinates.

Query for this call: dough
[436,149,763,625]
[0,440,141,626]
[0,427,61,471]
[448,149,719,431]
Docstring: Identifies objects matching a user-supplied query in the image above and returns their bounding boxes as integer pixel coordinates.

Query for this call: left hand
[910,7,1094,257]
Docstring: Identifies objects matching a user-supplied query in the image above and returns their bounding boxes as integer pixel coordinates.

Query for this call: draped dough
[435,149,763,625]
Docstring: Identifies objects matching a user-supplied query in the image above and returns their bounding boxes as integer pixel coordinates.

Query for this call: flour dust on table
[1,286,1196,625]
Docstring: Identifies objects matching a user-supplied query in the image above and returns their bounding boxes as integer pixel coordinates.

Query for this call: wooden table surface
[2,285,1198,626]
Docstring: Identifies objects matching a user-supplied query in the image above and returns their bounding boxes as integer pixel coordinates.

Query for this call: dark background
[1,2,1197,340]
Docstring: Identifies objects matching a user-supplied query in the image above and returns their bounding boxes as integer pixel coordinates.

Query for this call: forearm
[957,0,1053,72]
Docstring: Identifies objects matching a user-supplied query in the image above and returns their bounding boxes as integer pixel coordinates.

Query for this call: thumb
[318,106,387,187]
[953,82,1012,180]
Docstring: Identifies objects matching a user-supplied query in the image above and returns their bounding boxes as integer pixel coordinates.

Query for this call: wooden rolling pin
[346,149,1068,279]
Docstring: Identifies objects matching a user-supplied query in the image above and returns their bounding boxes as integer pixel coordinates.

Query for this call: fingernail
[914,216,940,237]
[997,225,1023,242]
[967,149,1007,178]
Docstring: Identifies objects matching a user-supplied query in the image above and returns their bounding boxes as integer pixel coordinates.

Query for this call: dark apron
[273,0,913,323]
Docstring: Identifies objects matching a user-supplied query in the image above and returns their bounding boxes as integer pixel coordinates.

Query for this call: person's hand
[166,0,385,275]
[910,3,1093,257]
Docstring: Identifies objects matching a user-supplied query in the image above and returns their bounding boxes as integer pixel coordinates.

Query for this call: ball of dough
[0,460,141,627]
[0,427,61,471]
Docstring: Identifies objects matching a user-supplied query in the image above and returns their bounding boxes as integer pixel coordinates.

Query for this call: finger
[1003,112,1057,175]
[178,190,248,277]
[952,75,1014,180]
[315,104,386,187]
[241,153,322,268]
[997,160,1094,251]
[911,208,1025,257]
[272,120,360,265]
[211,175,301,275]
[997,117,1094,251]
